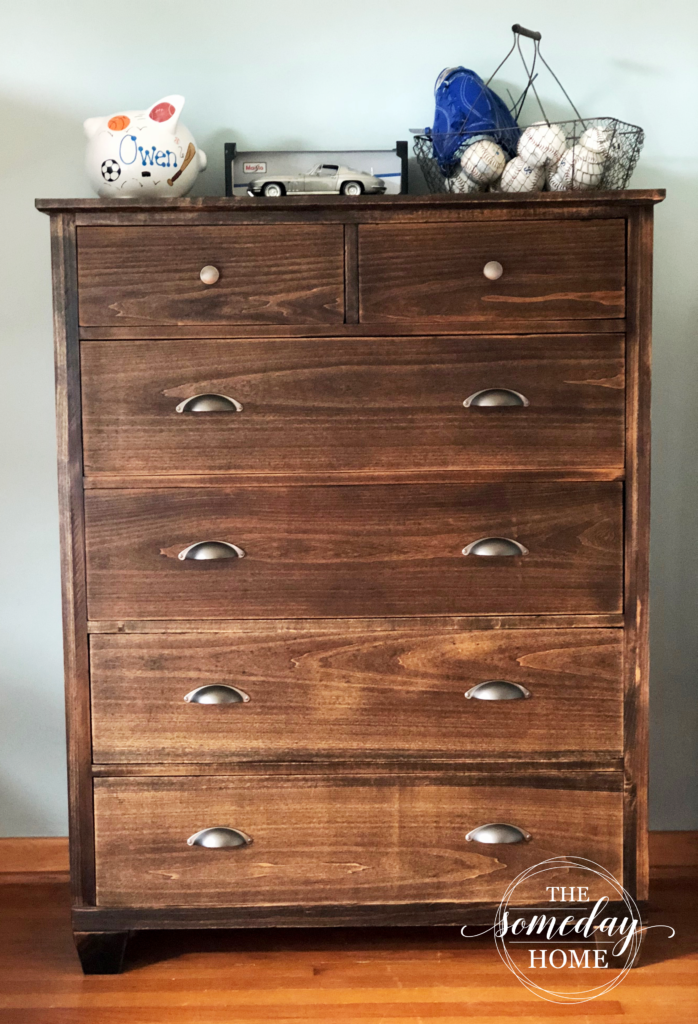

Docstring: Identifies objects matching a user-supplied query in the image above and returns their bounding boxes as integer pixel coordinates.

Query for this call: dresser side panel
[50,212,95,905]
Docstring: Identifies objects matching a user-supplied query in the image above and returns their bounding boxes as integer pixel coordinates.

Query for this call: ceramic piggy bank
[83,95,206,198]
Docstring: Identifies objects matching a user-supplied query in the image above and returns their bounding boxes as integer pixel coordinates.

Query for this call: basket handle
[512,24,542,41]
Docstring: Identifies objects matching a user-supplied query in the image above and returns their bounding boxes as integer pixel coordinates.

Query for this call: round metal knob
[483,261,503,281]
[200,265,220,285]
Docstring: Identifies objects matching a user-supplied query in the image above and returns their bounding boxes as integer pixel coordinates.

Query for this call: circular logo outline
[493,856,642,1004]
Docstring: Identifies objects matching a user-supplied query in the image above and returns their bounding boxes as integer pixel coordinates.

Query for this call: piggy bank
[83,95,207,198]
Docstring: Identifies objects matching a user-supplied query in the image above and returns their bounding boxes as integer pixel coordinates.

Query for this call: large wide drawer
[80,335,625,476]
[93,773,623,907]
[84,482,623,619]
[77,225,345,326]
[359,220,626,324]
[90,628,624,763]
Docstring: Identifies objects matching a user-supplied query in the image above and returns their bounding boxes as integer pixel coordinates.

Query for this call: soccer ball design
[101,159,121,182]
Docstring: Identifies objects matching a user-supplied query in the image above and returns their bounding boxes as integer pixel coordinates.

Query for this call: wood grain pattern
[84,482,623,620]
[78,318,628,339]
[93,774,622,908]
[6,873,698,1019]
[36,189,667,210]
[359,221,626,323]
[623,207,654,901]
[80,335,625,476]
[49,214,95,906]
[76,225,345,326]
[86,612,627,631]
[89,628,623,763]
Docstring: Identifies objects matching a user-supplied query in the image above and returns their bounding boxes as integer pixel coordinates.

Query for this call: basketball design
[107,115,130,132]
[101,159,121,182]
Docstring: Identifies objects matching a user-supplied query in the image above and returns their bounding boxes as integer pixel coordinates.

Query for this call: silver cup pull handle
[462,538,528,557]
[187,827,253,848]
[176,394,243,413]
[178,541,246,561]
[466,823,532,844]
[465,680,531,701]
[464,389,529,408]
[184,685,251,704]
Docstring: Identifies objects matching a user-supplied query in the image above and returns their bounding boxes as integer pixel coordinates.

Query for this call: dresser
[37,191,663,973]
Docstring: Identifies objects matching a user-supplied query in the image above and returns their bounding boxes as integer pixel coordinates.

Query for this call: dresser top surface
[36,190,665,215]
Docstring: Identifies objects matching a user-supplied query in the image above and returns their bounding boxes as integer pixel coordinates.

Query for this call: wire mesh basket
[414,26,644,194]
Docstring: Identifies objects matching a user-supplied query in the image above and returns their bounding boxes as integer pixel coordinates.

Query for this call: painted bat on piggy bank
[84,95,206,197]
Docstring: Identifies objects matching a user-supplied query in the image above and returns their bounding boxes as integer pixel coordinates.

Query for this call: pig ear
[83,117,103,140]
[147,95,185,133]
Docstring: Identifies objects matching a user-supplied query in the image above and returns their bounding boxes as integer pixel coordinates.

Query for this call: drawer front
[93,774,623,907]
[91,628,624,763]
[81,335,625,476]
[77,225,345,326]
[359,220,626,324]
[84,482,623,619]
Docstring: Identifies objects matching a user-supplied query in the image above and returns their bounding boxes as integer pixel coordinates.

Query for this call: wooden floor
[0,877,695,1023]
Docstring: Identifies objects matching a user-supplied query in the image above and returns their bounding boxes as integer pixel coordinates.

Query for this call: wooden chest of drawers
[38,191,663,974]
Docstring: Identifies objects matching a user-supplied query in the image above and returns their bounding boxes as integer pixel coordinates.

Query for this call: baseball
[517,121,567,167]
[579,126,612,155]
[548,144,605,190]
[448,169,485,194]
[460,139,506,185]
[499,156,545,193]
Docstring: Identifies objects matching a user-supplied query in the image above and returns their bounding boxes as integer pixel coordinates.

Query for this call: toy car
[247,163,386,197]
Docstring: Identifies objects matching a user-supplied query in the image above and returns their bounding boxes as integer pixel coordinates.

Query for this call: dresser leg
[73,930,130,974]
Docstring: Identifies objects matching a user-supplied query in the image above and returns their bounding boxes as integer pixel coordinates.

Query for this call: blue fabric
[429,67,520,171]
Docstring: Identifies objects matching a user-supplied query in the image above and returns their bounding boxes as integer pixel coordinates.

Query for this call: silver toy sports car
[247,163,386,197]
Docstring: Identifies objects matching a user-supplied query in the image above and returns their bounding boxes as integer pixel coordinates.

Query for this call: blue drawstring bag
[428,67,520,172]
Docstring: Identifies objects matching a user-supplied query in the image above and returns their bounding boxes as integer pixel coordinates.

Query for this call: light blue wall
[0,1,695,834]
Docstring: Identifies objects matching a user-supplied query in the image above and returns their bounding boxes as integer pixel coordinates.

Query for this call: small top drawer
[77,225,345,326]
[359,220,626,324]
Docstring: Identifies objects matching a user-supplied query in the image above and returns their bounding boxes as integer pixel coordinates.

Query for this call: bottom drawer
[94,774,622,908]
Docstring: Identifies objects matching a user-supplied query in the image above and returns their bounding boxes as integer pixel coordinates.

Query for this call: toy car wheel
[341,181,363,196]
[262,182,285,197]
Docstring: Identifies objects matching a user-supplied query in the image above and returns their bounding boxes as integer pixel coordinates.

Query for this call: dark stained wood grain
[78,318,628,339]
[76,225,345,326]
[623,207,654,902]
[80,335,625,476]
[86,612,627,632]
[93,774,623,908]
[359,221,626,323]
[36,194,661,953]
[49,213,95,906]
[83,482,623,620]
[90,758,625,776]
[89,628,623,763]
[36,190,667,211]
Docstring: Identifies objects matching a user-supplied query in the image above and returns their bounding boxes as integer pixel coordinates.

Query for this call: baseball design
[448,169,485,194]
[548,144,605,190]
[460,139,506,185]
[517,121,567,167]
[499,156,545,193]
[579,126,612,155]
